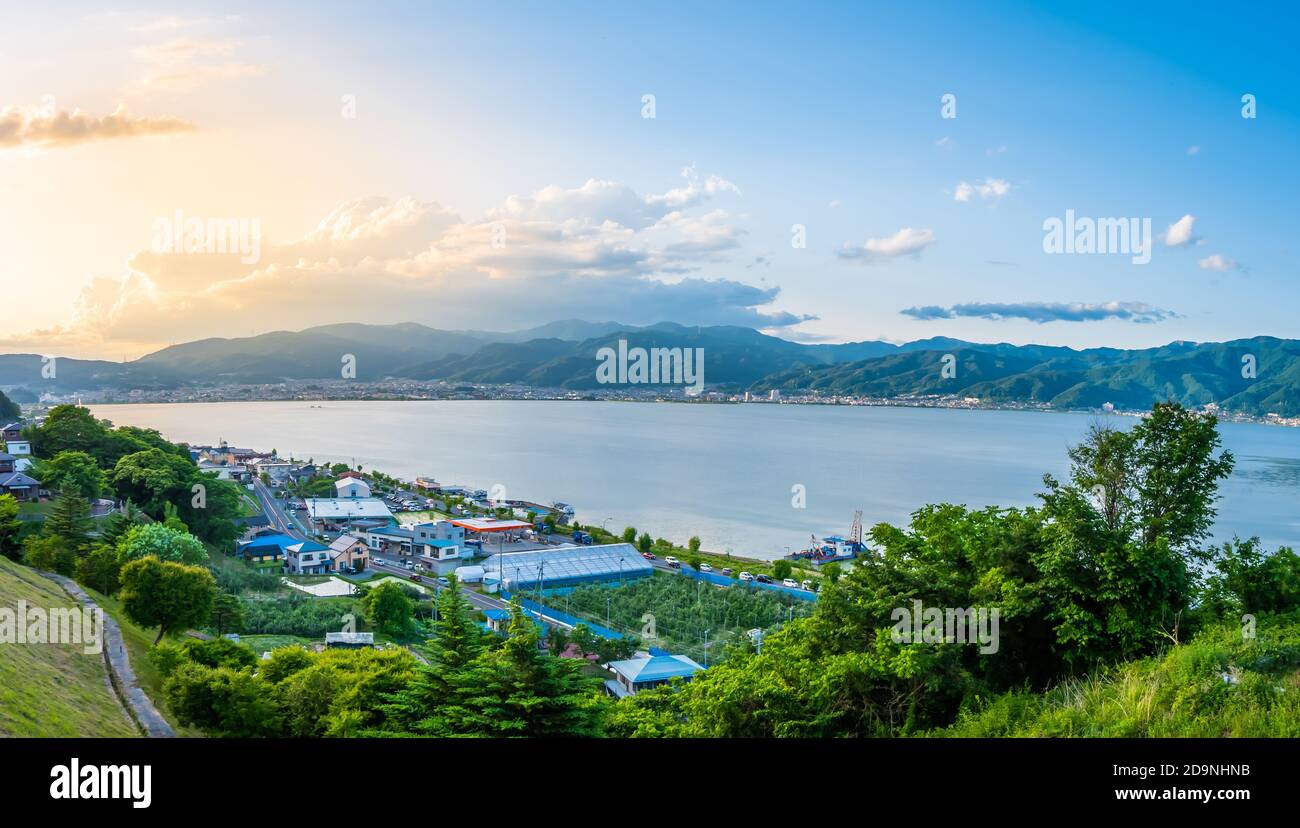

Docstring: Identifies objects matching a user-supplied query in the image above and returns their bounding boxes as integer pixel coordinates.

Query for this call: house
[328,534,369,572]
[0,471,41,501]
[284,540,333,574]
[418,539,465,571]
[325,632,374,649]
[1,423,22,443]
[412,519,464,548]
[334,477,371,498]
[251,459,294,486]
[4,440,32,472]
[0,453,14,474]
[361,525,414,556]
[604,654,705,698]
[234,532,298,568]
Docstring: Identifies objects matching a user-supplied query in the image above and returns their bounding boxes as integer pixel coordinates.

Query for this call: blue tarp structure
[677,566,818,601]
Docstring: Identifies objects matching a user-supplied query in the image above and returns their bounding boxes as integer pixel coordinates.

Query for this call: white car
[738,571,754,582]
[782,578,800,589]
[664,556,680,568]
[699,563,713,573]
[802,579,815,591]
[404,561,415,570]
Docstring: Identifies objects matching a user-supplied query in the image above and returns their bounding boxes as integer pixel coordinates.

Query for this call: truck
[571,530,593,545]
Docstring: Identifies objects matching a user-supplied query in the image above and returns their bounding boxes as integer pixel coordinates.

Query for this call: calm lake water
[89,401,1300,560]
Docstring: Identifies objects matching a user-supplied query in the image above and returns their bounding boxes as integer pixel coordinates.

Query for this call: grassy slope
[0,557,138,737]
[938,614,1300,737]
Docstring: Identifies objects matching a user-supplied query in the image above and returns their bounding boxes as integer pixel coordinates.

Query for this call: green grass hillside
[937,614,1300,737]
[0,557,139,737]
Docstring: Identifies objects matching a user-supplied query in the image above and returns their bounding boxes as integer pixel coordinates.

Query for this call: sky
[1,0,1296,360]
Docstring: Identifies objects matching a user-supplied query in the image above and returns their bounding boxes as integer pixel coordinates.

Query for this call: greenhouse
[484,543,652,592]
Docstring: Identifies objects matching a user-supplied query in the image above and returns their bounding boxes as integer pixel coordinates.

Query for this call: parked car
[641,551,656,560]
[782,578,800,589]
[372,558,386,567]
[410,573,422,582]
[755,574,773,584]
[722,567,734,577]
[801,579,815,590]
[404,561,415,570]
[738,571,754,582]
[436,577,450,587]
[664,556,680,568]
[699,563,713,573]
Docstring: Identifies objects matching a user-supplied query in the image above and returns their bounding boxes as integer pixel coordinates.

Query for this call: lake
[88,401,1300,560]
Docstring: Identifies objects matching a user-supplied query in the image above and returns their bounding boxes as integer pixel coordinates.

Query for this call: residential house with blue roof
[604,654,705,698]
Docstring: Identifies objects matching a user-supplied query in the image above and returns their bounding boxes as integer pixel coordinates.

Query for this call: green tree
[820,562,842,584]
[434,603,605,737]
[1201,537,1300,617]
[772,559,793,580]
[210,592,246,636]
[30,451,107,499]
[75,544,124,595]
[0,494,21,562]
[117,523,209,565]
[25,485,94,573]
[362,580,414,637]
[688,536,702,554]
[119,556,217,644]
[621,526,637,544]
[637,532,652,554]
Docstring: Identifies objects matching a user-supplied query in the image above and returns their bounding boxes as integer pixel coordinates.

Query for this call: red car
[641,552,655,560]
[409,573,422,582]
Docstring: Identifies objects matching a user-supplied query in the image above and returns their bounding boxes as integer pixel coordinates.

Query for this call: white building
[335,477,372,498]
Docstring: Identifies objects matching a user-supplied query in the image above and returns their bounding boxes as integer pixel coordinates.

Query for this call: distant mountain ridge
[4,321,1299,417]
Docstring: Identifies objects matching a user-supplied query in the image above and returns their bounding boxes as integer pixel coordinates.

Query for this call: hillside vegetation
[938,614,1300,737]
[0,556,138,737]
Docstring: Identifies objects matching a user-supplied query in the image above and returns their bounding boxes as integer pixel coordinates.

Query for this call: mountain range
[5,321,1299,417]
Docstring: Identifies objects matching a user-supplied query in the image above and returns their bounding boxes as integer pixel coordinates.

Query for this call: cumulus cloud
[18,173,814,357]
[900,301,1177,324]
[1161,214,1199,247]
[1198,254,1239,272]
[953,177,1010,202]
[0,104,194,149]
[838,227,935,263]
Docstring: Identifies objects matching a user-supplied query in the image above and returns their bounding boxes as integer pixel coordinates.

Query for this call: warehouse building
[483,543,651,593]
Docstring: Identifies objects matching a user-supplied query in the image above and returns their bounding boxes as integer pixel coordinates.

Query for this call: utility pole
[703,629,711,667]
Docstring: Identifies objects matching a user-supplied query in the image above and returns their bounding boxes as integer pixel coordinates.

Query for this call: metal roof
[483,543,651,590]
[607,654,704,683]
[304,498,394,520]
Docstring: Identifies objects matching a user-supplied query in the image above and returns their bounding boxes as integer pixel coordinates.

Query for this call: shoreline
[63,392,1299,430]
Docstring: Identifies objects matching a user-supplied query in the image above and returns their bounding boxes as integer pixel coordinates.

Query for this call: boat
[787,511,866,565]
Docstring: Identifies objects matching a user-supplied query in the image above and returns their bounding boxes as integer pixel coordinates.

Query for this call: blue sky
[2,1,1296,356]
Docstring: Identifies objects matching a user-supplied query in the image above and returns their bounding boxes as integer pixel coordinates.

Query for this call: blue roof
[483,608,511,620]
[607,654,704,683]
[239,533,298,552]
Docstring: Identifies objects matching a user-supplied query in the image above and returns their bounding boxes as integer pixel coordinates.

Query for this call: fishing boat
[787,511,866,565]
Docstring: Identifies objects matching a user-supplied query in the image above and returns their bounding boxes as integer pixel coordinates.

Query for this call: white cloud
[1186,145,1201,156]
[0,104,193,149]
[1162,214,1199,247]
[1198,254,1238,272]
[838,227,936,262]
[953,177,1010,202]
